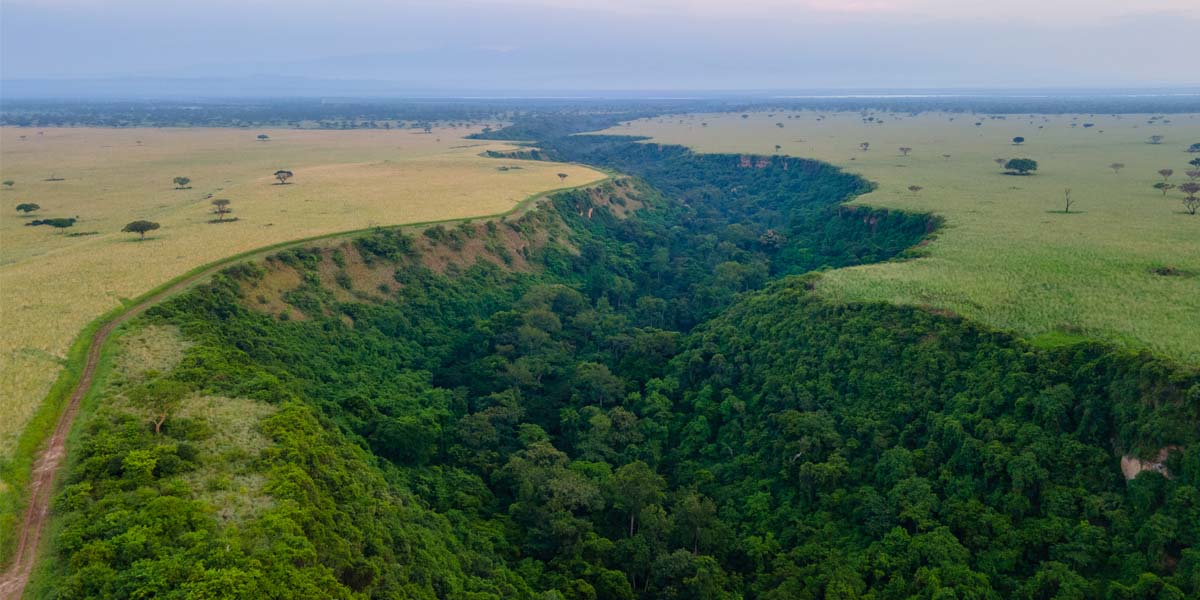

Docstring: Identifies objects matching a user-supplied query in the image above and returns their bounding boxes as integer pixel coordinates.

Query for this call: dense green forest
[37,130,1200,599]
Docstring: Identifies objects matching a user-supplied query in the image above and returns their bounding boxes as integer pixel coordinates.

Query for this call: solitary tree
[211,198,233,221]
[173,176,191,189]
[908,185,924,194]
[859,142,870,152]
[1012,136,1025,145]
[274,170,294,184]
[128,376,188,435]
[899,147,913,156]
[1188,143,1200,153]
[1148,135,1164,145]
[28,217,75,229]
[1154,182,1176,196]
[257,134,270,142]
[1181,182,1200,215]
[557,173,568,183]
[122,220,160,240]
[1004,158,1038,175]
[942,154,951,160]
[1187,170,1200,181]
[1108,162,1125,174]
[1062,188,1075,213]
[2,180,13,188]
[994,158,1007,167]
[1158,168,1174,182]
[774,144,782,152]
[16,202,40,214]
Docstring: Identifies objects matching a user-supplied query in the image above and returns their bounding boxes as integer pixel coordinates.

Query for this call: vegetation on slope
[34,129,1199,599]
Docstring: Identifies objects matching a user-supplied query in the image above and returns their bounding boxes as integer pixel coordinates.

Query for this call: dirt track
[0,263,223,599]
[0,176,604,599]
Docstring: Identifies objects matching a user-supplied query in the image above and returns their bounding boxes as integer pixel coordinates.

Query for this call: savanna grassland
[604,112,1200,364]
[0,126,603,461]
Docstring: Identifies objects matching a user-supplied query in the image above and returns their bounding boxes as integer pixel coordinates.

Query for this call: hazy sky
[2,0,1197,90]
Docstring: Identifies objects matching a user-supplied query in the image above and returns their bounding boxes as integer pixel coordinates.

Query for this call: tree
[1158,168,1174,181]
[1004,158,1038,175]
[27,217,74,229]
[1148,134,1164,145]
[942,154,951,160]
[1061,188,1074,213]
[1012,136,1025,145]
[774,144,781,152]
[1180,182,1200,215]
[899,147,912,156]
[2,180,13,188]
[994,158,1007,167]
[908,185,923,194]
[859,142,870,152]
[16,202,40,214]
[1154,182,1176,196]
[1188,143,1200,153]
[211,198,232,221]
[610,461,666,537]
[274,170,294,184]
[1186,170,1200,181]
[122,220,160,240]
[173,176,191,189]
[1108,162,1124,174]
[1191,158,1200,169]
[557,173,568,183]
[257,134,270,141]
[128,376,188,435]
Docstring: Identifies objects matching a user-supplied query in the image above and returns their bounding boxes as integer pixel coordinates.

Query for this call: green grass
[606,111,1200,365]
[0,167,613,567]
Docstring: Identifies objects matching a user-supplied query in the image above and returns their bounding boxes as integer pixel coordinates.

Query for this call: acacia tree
[1191,158,1200,169]
[1062,188,1075,213]
[1108,163,1124,174]
[1148,135,1164,145]
[859,142,870,152]
[1154,182,1176,196]
[1158,169,1174,182]
[3,180,13,188]
[1012,136,1025,145]
[257,134,270,142]
[994,158,1007,167]
[1004,158,1038,175]
[557,173,568,183]
[211,198,233,221]
[1189,143,1200,153]
[274,170,294,184]
[16,202,40,214]
[122,220,160,240]
[173,176,191,189]
[908,185,923,194]
[1181,182,1200,215]
[129,376,188,435]
[1186,170,1200,181]
[899,147,912,156]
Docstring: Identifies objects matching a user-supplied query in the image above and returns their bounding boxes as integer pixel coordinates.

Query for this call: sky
[1,0,1197,93]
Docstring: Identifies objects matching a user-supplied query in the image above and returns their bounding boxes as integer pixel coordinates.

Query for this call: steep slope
[30,133,1199,599]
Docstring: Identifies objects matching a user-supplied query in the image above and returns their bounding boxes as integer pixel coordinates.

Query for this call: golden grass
[605,111,1200,364]
[0,126,603,459]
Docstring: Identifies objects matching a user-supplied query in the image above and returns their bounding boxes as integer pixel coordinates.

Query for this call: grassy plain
[605,111,1200,364]
[0,126,603,462]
